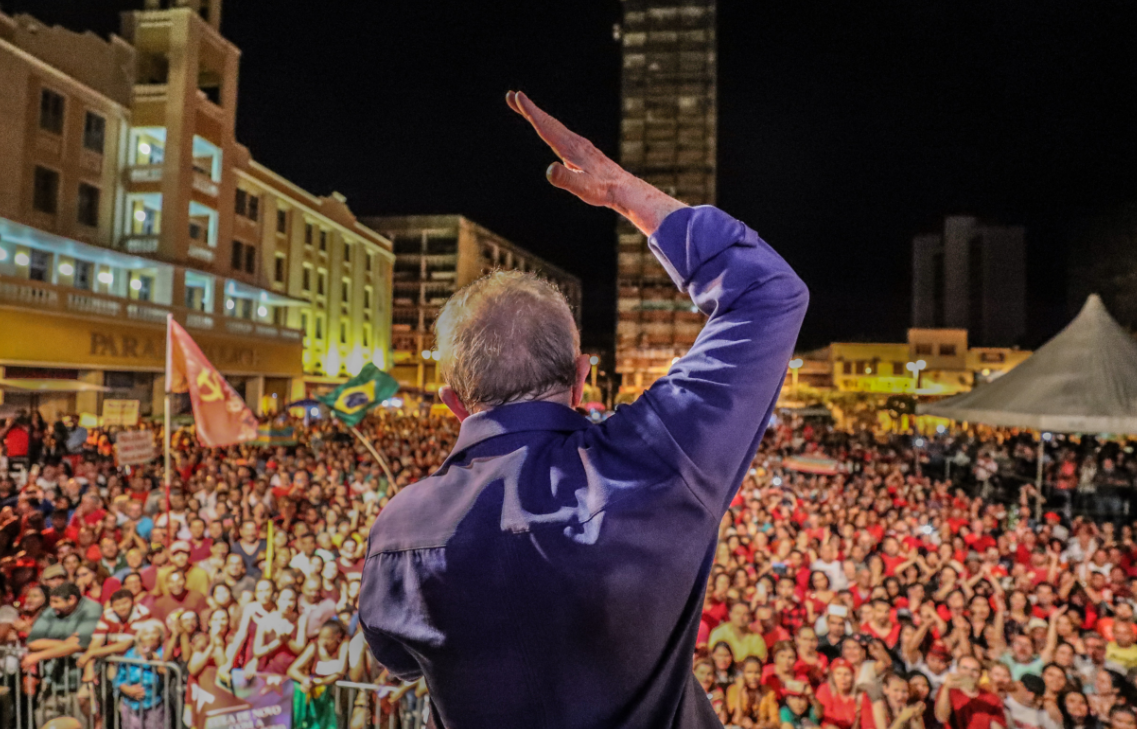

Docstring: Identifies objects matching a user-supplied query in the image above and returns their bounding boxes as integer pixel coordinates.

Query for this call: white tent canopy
[919,295,1137,434]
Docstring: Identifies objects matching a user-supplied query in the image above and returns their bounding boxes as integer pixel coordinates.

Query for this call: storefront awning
[0,378,111,393]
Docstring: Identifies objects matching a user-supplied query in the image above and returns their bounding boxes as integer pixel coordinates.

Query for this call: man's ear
[439,386,470,422]
[570,354,592,407]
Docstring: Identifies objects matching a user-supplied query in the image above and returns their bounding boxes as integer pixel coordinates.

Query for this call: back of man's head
[436,271,578,412]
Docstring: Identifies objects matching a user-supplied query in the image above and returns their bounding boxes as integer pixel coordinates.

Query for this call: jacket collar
[443,401,590,466]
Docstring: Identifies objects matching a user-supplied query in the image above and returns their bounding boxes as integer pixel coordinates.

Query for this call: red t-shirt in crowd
[945,688,1007,729]
[817,683,857,729]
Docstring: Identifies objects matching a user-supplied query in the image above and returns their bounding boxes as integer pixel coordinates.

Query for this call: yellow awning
[0,378,111,393]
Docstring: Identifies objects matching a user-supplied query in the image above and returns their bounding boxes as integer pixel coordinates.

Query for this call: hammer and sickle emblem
[195,369,225,402]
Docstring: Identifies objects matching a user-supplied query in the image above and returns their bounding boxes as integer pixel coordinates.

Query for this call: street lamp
[906,359,927,391]
[589,355,599,388]
[788,358,804,394]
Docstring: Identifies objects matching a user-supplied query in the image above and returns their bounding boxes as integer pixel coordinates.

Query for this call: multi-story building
[362,215,582,394]
[830,329,1030,397]
[0,1,392,420]
[912,216,1026,347]
[615,0,717,392]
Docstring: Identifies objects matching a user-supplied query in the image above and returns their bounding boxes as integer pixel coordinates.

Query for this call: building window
[231,241,244,270]
[341,278,350,302]
[366,253,373,273]
[247,195,259,222]
[363,285,372,309]
[343,242,351,263]
[914,343,933,355]
[74,260,92,290]
[244,246,255,274]
[362,326,370,348]
[235,189,247,217]
[28,250,50,282]
[39,89,65,134]
[317,270,327,296]
[939,344,957,356]
[315,316,324,340]
[319,230,327,252]
[300,311,309,339]
[274,253,286,283]
[82,112,106,153]
[77,183,100,227]
[241,299,253,319]
[305,223,313,246]
[842,361,852,375]
[132,274,152,301]
[32,166,59,214]
[302,265,312,292]
[277,209,287,234]
[340,321,348,344]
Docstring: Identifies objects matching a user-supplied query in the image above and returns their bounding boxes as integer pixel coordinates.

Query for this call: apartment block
[0,1,392,419]
[362,215,582,394]
[912,216,1026,347]
[615,0,717,392]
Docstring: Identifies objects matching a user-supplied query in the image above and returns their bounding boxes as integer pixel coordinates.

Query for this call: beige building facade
[363,215,582,395]
[0,1,392,420]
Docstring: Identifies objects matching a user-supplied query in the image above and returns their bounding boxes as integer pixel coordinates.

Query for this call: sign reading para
[102,399,140,426]
[114,430,156,466]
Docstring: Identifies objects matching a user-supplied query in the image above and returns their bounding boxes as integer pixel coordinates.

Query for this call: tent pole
[1035,437,1044,521]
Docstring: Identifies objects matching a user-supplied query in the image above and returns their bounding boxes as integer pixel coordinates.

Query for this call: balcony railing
[121,235,160,254]
[0,275,303,343]
[128,165,163,183]
[192,172,219,197]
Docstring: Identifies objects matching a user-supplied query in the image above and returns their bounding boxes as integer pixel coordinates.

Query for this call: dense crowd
[2,407,1137,729]
[0,409,455,728]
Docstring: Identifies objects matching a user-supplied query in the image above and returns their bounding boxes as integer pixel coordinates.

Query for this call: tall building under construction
[615,0,717,392]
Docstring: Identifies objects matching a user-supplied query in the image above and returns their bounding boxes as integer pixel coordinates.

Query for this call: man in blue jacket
[360,91,809,728]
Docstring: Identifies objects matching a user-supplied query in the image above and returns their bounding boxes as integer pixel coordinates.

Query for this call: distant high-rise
[912,216,1026,347]
[615,0,717,392]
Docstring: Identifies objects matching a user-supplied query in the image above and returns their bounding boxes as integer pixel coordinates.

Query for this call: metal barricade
[0,645,427,729]
[0,646,183,729]
[333,679,430,729]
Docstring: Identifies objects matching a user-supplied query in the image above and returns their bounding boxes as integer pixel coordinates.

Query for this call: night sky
[10,1,1137,353]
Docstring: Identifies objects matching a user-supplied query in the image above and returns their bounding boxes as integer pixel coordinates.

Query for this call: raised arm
[506,90,809,516]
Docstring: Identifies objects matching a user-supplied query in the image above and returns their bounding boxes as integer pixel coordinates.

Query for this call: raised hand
[506,90,686,236]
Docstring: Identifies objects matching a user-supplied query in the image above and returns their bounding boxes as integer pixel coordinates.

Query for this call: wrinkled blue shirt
[360,205,809,728]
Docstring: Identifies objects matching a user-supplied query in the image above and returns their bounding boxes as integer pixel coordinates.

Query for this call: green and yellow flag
[317,363,400,426]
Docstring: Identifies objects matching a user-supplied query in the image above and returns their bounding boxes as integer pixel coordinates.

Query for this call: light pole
[788,358,803,396]
[906,359,927,392]
[589,355,599,389]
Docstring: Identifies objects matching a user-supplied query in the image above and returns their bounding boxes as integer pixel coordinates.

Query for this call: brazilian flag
[317,364,400,426]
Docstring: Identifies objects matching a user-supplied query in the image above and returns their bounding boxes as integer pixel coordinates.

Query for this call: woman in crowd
[727,656,780,729]
[253,586,308,675]
[288,619,349,729]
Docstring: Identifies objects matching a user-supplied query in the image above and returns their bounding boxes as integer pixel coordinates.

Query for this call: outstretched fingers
[506,91,586,171]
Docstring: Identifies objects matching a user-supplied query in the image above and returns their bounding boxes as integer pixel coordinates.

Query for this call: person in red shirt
[817,658,858,729]
[861,598,902,650]
[934,656,1006,729]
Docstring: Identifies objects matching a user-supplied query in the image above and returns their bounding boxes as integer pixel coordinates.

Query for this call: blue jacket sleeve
[616,205,809,516]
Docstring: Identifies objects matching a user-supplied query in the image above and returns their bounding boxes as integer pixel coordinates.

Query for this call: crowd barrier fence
[0,645,427,729]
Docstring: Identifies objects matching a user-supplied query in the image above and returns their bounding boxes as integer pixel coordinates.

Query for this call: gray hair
[434,270,578,412]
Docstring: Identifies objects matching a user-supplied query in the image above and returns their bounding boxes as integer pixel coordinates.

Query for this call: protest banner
[102,399,140,426]
[188,667,293,729]
[114,430,157,466]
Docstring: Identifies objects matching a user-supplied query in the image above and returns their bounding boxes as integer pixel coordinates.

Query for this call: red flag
[167,317,258,448]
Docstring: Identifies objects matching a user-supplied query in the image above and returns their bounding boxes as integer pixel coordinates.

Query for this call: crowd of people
[2,406,1137,729]
[0,409,452,729]
[696,418,1137,729]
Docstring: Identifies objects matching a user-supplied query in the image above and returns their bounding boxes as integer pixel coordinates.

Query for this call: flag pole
[349,425,397,489]
[164,314,173,542]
